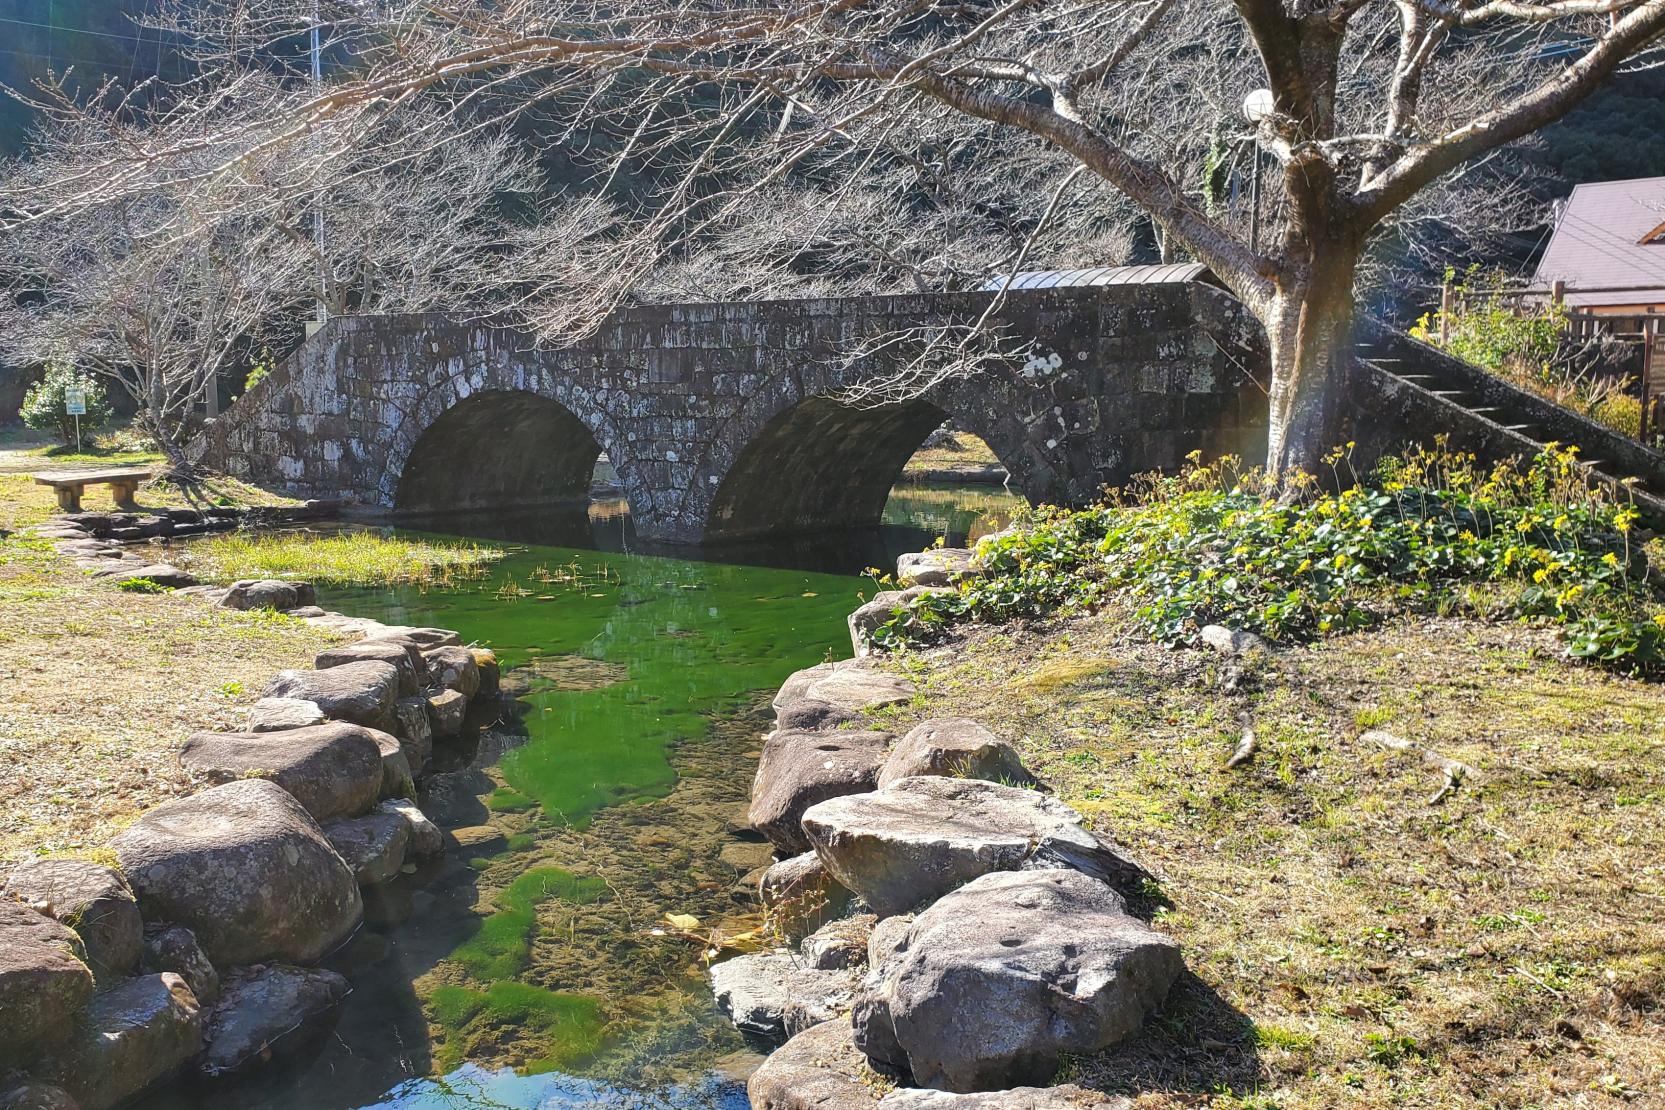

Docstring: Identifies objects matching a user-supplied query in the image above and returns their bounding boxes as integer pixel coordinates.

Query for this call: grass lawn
[0,474,343,865]
[902,431,1002,475]
[870,609,1665,1107]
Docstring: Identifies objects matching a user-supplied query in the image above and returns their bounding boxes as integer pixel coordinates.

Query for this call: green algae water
[139,483,1017,1110]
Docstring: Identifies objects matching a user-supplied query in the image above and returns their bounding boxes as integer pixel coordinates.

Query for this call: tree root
[1360,729,1479,804]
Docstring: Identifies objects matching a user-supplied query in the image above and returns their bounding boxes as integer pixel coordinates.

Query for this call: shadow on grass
[1072,969,1264,1100]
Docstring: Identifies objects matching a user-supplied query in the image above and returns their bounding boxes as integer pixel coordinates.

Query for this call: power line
[0,13,183,46]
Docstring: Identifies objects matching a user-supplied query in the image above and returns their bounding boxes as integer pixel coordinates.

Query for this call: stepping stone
[710,952,861,1042]
[854,869,1181,1092]
[220,579,316,611]
[324,811,410,886]
[200,965,348,1076]
[246,696,326,733]
[802,777,1146,917]
[748,1019,880,1110]
[38,973,202,1110]
[141,924,219,1007]
[0,901,94,1054]
[376,798,443,859]
[895,547,979,588]
[774,661,914,715]
[317,639,426,697]
[422,645,480,698]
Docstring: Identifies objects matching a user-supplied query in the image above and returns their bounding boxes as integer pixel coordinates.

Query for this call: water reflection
[366,1064,748,1110]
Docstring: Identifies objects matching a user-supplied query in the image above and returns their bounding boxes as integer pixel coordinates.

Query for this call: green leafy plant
[19,359,114,445]
[115,577,168,594]
[875,444,1665,678]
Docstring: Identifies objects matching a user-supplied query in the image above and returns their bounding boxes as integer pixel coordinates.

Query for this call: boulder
[38,973,201,1110]
[896,548,978,588]
[853,870,1181,1091]
[246,696,326,733]
[472,648,500,697]
[111,779,363,966]
[177,723,384,823]
[199,964,349,1076]
[369,729,414,799]
[323,811,410,886]
[748,1019,881,1110]
[760,852,853,938]
[748,729,890,854]
[775,699,860,732]
[423,645,480,698]
[710,952,862,1042]
[802,914,876,970]
[220,579,316,612]
[0,1082,80,1110]
[394,696,434,770]
[847,588,950,657]
[774,661,915,715]
[376,798,443,859]
[1199,624,1268,658]
[802,777,1147,917]
[3,860,142,985]
[263,661,400,731]
[141,923,220,1006]
[0,901,94,1057]
[92,563,197,589]
[316,639,425,697]
[367,626,459,649]
[877,718,1040,790]
[426,687,468,739]
[880,1087,1131,1110]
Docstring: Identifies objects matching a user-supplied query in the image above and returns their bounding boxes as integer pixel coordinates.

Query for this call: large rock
[774,661,914,716]
[3,860,142,984]
[759,852,852,937]
[0,901,94,1057]
[316,639,425,697]
[111,779,363,967]
[748,729,890,854]
[1199,624,1268,658]
[426,688,468,739]
[220,579,316,612]
[880,1087,1131,1110]
[710,952,862,1042]
[847,588,950,657]
[472,648,500,697]
[802,914,876,970]
[748,1019,881,1110]
[369,729,414,799]
[802,777,1147,917]
[200,964,350,1076]
[394,696,434,771]
[423,645,480,698]
[246,696,326,733]
[377,798,443,859]
[39,973,201,1110]
[853,870,1181,1091]
[775,699,860,732]
[367,626,459,649]
[141,924,220,1006]
[896,548,979,588]
[177,723,385,823]
[877,718,1040,790]
[91,563,197,589]
[263,661,400,731]
[323,811,410,886]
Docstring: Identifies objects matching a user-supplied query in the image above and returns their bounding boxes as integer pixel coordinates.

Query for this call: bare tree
[7,0,1664,478]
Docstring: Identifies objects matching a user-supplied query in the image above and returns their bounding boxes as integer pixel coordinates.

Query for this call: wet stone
[3,859,142,985]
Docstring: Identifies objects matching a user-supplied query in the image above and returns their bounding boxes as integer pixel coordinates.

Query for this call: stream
[138,482,1018,1110]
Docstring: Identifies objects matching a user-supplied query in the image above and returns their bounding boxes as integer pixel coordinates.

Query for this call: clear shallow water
[140,483,1018,1110]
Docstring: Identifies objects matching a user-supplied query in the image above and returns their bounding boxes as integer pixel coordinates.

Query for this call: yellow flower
[1652,613,1665,630]
[1602,552,1620,568]
[1333,553,1350,570]
[1297,558,1313,573]
[1533,568,1550,583]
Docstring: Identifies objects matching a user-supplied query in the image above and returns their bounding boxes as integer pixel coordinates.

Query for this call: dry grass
[0,475,343,867]
[874,609,1665,1109]
[902,431,1002,475]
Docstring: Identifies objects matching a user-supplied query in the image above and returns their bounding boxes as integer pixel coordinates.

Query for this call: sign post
[64,385,86,454]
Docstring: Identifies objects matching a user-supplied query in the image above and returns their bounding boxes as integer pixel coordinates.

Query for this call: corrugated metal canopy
[982,262,1215,291]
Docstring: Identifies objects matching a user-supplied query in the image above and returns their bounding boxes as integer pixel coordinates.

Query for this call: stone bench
[33,468,153,512]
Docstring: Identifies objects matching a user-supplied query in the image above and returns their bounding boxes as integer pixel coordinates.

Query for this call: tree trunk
[1262,246,1361,484]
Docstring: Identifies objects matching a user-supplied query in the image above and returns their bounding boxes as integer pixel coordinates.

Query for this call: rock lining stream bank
[2,513,495,1109]
[707,541,1189,1110]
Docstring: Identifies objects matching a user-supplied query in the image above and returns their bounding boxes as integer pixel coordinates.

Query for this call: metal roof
[982,262,1215,291]
[1530,176,1665,307]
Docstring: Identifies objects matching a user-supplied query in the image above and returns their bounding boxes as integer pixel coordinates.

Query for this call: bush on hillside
[874,444,1665,677]
[19,359,113,444]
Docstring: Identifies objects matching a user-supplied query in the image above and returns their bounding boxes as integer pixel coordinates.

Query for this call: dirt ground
[869,608,1665,1109]
[0,474,341,866]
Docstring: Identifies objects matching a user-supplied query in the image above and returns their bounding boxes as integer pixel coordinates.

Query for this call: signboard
[63,387,87,416]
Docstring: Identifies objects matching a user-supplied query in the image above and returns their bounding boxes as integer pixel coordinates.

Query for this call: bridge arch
[701,384,1057,542]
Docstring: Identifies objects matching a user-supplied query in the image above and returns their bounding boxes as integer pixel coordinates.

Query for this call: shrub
[875,445,1665,678]
[19,360,113,445]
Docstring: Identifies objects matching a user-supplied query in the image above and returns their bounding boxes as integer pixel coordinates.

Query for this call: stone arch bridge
[196,281,1269,544]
